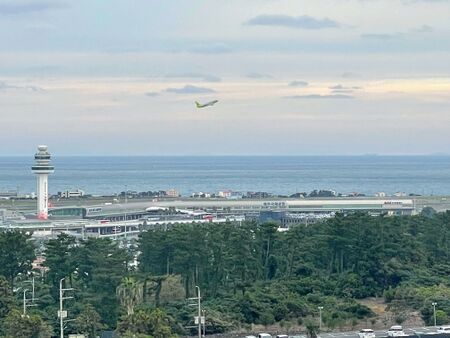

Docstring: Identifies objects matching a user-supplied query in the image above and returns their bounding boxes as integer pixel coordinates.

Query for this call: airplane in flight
[195,100,218,108]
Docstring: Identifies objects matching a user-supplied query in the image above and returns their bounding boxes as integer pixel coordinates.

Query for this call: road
[318,327,445,338]
[194,326,449,338]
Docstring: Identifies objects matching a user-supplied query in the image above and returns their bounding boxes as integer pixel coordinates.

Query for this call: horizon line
[0,153,449,157]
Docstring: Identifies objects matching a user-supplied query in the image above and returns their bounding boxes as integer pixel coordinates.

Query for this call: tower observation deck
[31,145,54,220]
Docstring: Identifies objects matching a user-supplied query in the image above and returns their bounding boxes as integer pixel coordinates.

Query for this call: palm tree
[116,277,143,316]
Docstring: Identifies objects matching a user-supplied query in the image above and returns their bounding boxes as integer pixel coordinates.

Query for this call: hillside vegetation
[1,210,450,337]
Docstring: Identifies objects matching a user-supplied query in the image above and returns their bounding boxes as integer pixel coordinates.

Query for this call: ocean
[1,156,450,196]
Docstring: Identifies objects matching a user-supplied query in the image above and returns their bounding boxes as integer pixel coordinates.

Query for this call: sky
[1,0,450,156]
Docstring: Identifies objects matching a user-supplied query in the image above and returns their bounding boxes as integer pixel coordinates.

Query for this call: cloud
[289,80,309,87]
[406,0,450,3]
[361,33,401,40]
[164,73,221,83]
[328,84,362,94]
[165,85,216,94]
[188,43,232,54]
[286,94,354,99]
[246,72,273,79]
[341,72,360,79]
[330,84,361,89]
[0,1,67,15]
[413,25,434,33]
[0,81,43,91]
[145,92,159,97]
[245,14,341,29]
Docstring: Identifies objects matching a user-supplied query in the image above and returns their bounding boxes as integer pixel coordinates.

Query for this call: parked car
[276,335,289,338]
[258,334,273,338]
[358,329,375,338]
[387,325,407,337]
[437,326,450,333]
[245,336,257,338]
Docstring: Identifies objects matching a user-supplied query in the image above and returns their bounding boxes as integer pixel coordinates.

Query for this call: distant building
[218,190,232,198]
[0,208,24,222]
[0,190,18,199]
[218,190,243,199]
[394,192,407,197]
[165,189,180,198]
[32,256,49,275]
[59,189,85,198]
[309,189,337,198]
[258,210,332,228]
[246,191,272,199]
[192,192,211,198]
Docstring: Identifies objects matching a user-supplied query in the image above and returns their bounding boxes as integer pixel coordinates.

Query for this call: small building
[58,189,85,198]
[218,190,232,198]
[165,189,180,198]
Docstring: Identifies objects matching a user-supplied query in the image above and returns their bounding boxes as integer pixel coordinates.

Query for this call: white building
[165,189,180,198]
[60,189,85,198]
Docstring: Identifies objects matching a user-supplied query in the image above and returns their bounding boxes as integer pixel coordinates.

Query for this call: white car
[258,334,273,338]
[387,325,407,337]
[358,329,375,338]
[437,326,450,333]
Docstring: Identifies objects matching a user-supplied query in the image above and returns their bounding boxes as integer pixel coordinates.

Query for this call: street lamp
[318,306,324,331]
[432,302,437,327]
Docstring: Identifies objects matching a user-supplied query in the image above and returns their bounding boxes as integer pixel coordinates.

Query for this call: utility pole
[188,286,202,338]
[31,276,35,301]
[197,286,201,338]
[59,278,74,338]
[202,309,206,337]
[124,185,127,239]
[23,289,28,316]
[432,302,437,327]
[318,306,323,331]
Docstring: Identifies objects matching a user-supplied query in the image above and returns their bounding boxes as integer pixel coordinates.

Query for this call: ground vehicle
[244,336,257,338]
[437,326,450,333]
[358,329,375,338]
[276,335,289,338]
[387,325,407,337]
[258,334,272,338]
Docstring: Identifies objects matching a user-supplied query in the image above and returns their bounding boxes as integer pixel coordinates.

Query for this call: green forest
[1,210,450,337]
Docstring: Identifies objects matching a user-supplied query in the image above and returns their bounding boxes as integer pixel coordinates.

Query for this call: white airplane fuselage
[196,100,218,108]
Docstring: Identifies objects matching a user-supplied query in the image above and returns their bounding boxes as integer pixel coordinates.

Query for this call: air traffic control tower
[31,145,54,219]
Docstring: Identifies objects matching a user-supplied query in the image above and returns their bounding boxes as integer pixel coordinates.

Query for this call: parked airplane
[195,100,218,108]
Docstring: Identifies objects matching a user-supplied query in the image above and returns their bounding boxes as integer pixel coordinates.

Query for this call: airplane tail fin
[195,101,201,108]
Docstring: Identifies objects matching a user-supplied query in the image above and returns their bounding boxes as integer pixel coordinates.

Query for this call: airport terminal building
[47,198,415,222]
